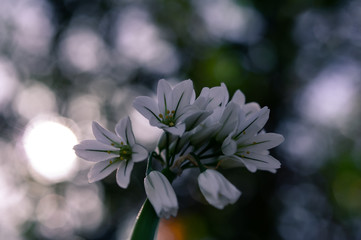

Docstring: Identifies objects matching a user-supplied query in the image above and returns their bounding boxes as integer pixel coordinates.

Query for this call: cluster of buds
[74,79,284,218]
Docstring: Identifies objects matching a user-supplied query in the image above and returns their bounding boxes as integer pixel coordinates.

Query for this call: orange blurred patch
[157,217,185,240]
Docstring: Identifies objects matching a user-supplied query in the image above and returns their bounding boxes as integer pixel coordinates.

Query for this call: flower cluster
[74,79,284,218]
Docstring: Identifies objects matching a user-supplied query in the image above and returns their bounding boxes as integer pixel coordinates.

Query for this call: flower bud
[144,171,178,218]
[198,169,241,209]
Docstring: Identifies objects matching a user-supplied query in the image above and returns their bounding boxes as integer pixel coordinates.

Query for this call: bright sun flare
[23,119,78,183]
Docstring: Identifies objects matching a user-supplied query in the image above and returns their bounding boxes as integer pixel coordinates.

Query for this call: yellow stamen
[120,142,124,145]
[241,155,245,158]
[171,110,175,114]
[169,122,174,127]
[243,131,246,135]
[159,114,163,119]
[246,151,250,154]
[167,110,170,114]
[109,160,113,164]
[107,151,111,154]
[253,142,257,144]
[120,156,124,160]
[122,150,127,154]
[111,143,115,146]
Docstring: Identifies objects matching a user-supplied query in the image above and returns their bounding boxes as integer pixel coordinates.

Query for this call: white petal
[190,124,219,146]
[131,144,148,162]
[133,96,160,125]
[164,123,186,136]
[198,170,241,209]
[171,79,194,118]
[157,79,172,114]
[88,160,119,183]
[235,107,269,140]
[199,87,210,99]
[92,121,121,145]
[215,171,241,204]
[240,133,285,151]
[240,157,258,172]
[210,83,229,108]
[183,110,212,131]
[231,90,245,106]
[115,117,135,145]
[243,102,261,116]
[219,156,246,168]
[220,155,257,172]
[222,137,237,155]
[198,84,229,111]
[216,102,240,141]
[192,95,208,110]
[241,152,281,172]
[74,140,118,162]
[198,170,220,199]
[144,171,178,218]
[116,160,134,188]
[190,89,196,104]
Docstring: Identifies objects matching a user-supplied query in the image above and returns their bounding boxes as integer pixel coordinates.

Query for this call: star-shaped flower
[221,107,284,173]
[73,117,148,188]
[133,79,194,136]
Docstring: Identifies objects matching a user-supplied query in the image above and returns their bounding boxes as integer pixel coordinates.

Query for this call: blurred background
[1,0,361,239]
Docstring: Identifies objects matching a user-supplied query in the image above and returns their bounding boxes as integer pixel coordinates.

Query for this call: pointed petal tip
[279,134,285,143]
[91,121,101,131]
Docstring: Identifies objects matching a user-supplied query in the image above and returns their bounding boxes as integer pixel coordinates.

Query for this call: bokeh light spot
[298,63,359,128]
[59,27,107,73]
[116,7,179,74]
[23,117,78,183]
[130,108,163,148]
[0,58,19,110]
[15,83,57,120]
[195,0,264,43]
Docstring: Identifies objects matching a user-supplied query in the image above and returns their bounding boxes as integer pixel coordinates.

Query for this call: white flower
[230,89,261,116]
[198,169,241,209]
[183,83,229,132]
[189,101,240,146]
[194,83,229,111]
[133,79,194,136]
[144,171,178,219]
[73,117,148,188]
[221,107,284,173]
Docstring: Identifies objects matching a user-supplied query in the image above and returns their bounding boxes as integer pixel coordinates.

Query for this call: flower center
[119,144,132,161]
[159,110,176,127]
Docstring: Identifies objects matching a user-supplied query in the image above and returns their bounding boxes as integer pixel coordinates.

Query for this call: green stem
[190,152,207,172]
[169,137,180,166]
[130,199,160,240]
[165,132,170,167]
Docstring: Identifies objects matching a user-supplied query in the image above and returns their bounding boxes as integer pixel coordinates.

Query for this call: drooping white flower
[144,171,178,219]
[73,117,148,188]
[221,107,284,173]
[198,169,241,209]
[133,79,194,136]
